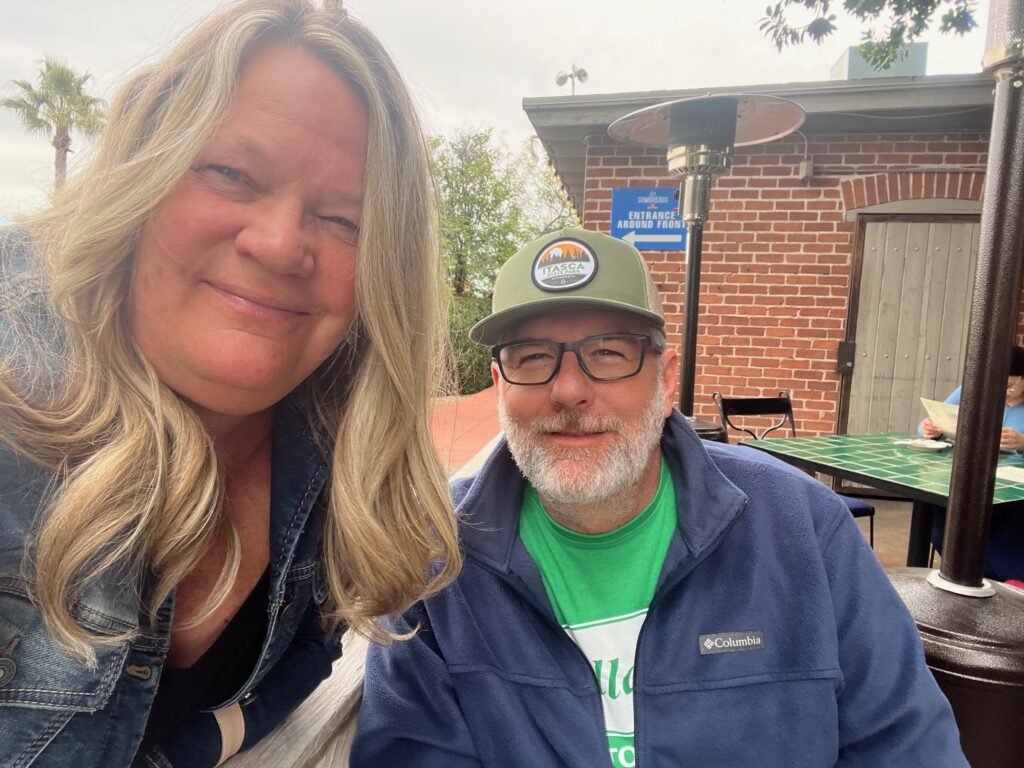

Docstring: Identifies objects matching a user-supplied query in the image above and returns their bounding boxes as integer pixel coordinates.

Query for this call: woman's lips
[204,281,307,320]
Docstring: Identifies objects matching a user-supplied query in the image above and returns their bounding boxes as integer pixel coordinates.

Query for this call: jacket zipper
[629,552,716,767]
[474,548,716,768]
[478,561,617,768]
[565,614,615,768]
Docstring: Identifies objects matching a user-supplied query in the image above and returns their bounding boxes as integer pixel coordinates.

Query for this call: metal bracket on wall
[836,341,856,374]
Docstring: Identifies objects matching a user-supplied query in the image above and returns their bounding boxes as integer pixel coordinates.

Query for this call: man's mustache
[523,411,622,436]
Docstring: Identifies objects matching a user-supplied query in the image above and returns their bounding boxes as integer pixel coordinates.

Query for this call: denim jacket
[0,399,342,768]
[0,399,342,765]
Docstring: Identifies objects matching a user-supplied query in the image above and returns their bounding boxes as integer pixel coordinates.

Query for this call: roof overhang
[523,74,994,215]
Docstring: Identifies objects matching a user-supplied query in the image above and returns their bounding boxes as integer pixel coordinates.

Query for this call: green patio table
[743,432,1024,567]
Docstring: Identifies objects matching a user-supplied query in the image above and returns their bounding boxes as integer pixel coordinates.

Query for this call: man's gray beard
[498,381,666,506]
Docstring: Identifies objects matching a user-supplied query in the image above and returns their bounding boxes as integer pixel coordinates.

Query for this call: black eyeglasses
[492,333,658,385]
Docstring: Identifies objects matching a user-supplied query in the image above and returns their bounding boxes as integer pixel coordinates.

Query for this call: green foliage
[431,129,578,393]
[518,136,580,239]
[2,56,106,189]
[447,293,494,395]
[430,129,578,297]
[758,0,978,70]
[431,129,524,297]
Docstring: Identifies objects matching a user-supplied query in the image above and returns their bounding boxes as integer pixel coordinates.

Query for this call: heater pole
[937,72,1024,589]
[927,0,1024,594]
[679,221,703,415]
[677,169,713,415]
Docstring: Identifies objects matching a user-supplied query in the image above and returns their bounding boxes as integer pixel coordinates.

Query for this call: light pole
[555,64,588,96]
[609,94,805,415]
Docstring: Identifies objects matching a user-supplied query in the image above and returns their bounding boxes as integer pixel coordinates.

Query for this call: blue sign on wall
[610,187,686,250]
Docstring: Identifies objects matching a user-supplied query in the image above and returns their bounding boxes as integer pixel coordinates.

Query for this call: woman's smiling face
[129,43,368,419]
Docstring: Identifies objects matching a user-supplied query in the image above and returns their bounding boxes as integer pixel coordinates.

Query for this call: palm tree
[2,57,106,191]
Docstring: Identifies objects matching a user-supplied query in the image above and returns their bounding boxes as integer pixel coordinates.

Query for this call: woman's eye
[319,216,360,244]
[197,164,248,185]
[322,215,357,229]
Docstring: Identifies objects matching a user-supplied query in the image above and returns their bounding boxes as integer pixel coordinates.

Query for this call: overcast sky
[0,0,991,217]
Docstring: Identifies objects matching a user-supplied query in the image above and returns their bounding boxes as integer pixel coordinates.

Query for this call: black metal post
[679,221,703,415]
[886,10,1024,767]
[940,73,1024,587]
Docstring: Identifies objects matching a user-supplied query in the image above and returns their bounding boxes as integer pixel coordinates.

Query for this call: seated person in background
[920,345,1024,582]
[351,227,967,768]
[921,345,1024,453]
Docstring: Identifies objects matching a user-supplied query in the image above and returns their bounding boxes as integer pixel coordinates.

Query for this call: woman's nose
[234,196,315,277]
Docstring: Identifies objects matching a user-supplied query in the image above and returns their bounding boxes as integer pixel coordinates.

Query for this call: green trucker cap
[469,227,664,345]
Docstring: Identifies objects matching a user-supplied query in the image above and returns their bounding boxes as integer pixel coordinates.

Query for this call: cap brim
[469,296,665,345]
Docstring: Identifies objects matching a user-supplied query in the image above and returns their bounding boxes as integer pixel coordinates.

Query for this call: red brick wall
[582,132,997,434]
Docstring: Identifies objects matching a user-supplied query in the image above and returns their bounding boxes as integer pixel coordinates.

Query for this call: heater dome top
[609,93,805,150]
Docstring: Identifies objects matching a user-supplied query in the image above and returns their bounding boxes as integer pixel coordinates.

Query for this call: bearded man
[352,228,967,767]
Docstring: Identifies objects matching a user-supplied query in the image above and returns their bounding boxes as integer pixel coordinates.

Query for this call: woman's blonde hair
[0,0,459,662]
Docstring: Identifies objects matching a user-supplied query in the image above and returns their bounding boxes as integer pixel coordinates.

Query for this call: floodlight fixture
[609,94,805,415]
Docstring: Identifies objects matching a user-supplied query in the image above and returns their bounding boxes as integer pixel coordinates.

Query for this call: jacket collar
[454,410,748,579]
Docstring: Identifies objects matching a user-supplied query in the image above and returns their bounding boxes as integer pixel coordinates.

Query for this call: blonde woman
[0,1,459,765]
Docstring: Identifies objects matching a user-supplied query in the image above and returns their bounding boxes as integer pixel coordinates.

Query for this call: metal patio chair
[712,391,875,547]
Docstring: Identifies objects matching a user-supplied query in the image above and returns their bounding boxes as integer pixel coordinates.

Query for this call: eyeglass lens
[498,335,647,384]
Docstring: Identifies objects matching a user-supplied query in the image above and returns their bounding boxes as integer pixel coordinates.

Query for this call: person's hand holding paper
[921,398,959,438]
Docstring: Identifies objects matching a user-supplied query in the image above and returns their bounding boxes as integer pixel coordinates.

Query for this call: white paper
[921,398,959,436]
[995,466,1024,483]
[893,438,952,452]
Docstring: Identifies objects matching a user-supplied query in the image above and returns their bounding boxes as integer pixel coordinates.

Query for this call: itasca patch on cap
[532,238,597,291]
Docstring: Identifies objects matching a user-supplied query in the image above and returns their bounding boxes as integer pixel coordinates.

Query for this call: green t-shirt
[519,458,677,768]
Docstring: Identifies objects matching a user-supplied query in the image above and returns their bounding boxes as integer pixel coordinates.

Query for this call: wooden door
[845,218,980,435]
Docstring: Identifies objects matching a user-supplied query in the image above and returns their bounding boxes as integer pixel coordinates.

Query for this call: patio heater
[886,1,1024,765]
[608,95,805,415]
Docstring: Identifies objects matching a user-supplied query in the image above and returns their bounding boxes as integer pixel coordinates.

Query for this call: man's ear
[491,360,501,388]
[660,347,679,417]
